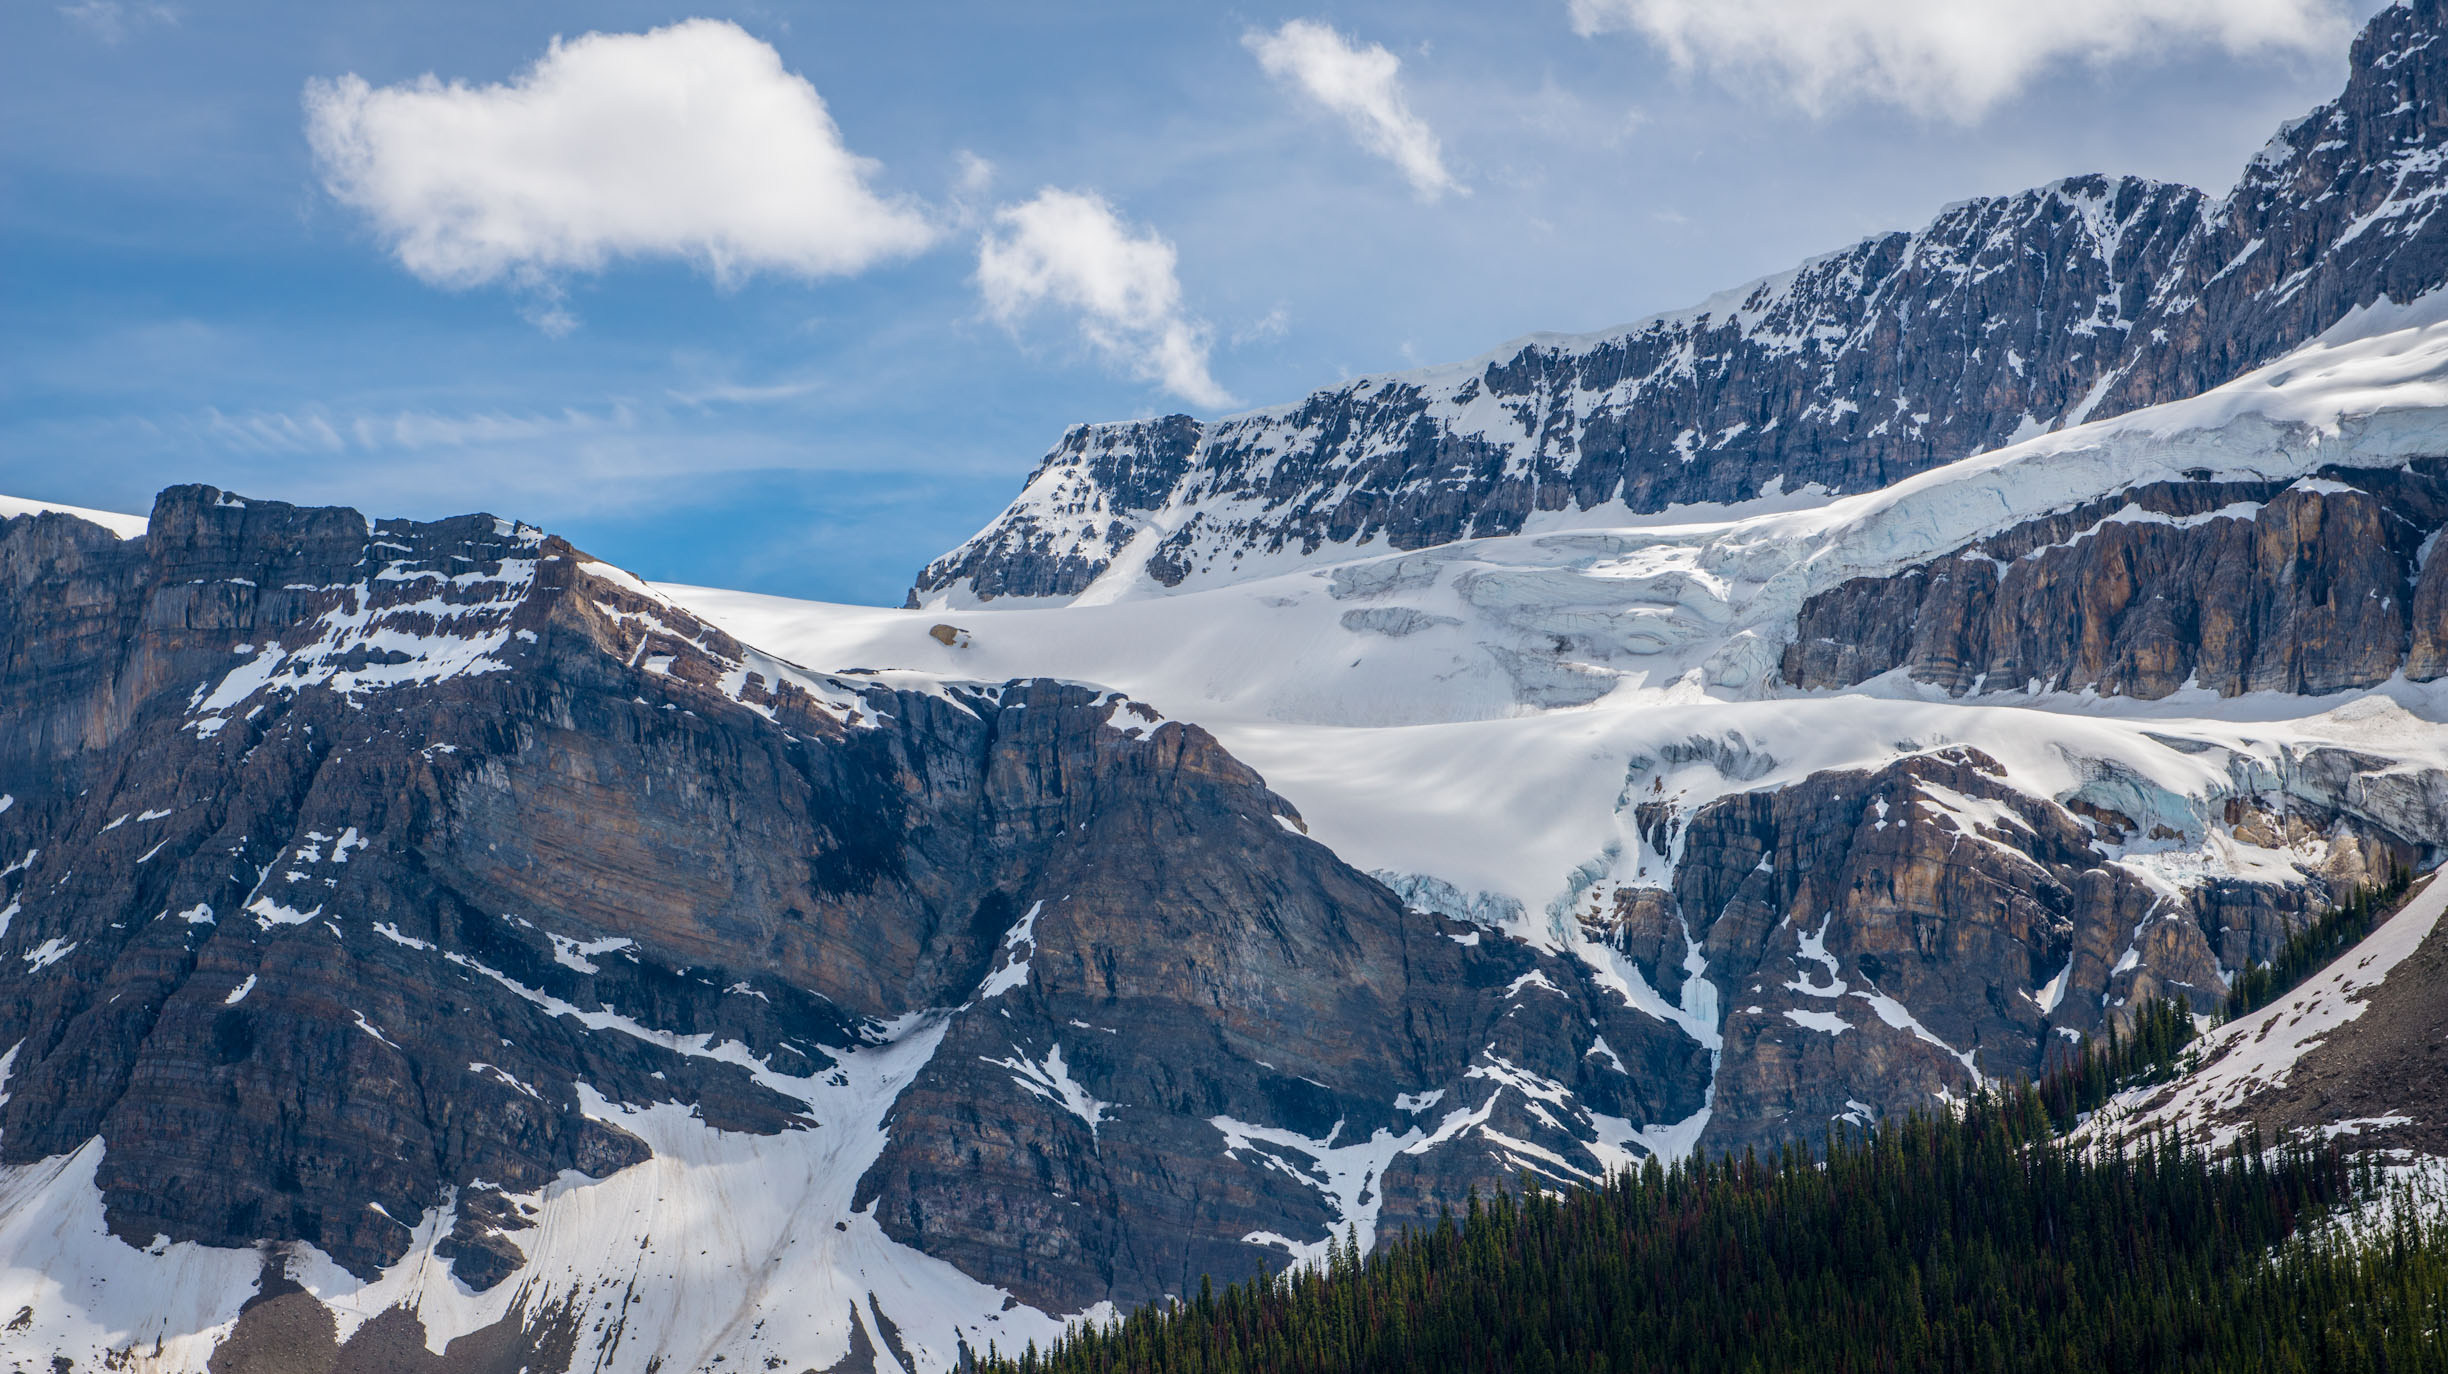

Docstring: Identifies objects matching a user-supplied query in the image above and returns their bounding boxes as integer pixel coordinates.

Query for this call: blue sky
[0,0,2394,604]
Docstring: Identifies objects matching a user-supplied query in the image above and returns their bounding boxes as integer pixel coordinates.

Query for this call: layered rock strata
[1585,747,2416,1156]
[1784,461,2448,698]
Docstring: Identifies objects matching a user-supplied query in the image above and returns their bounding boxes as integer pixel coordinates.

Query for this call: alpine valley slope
[6,6,2448,1374]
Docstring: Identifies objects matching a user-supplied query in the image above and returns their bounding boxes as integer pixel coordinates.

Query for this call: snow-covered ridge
[916,173,2210,605]
[1209,173,2182,427]
[0,493,147,539]
[926,0,2448,609]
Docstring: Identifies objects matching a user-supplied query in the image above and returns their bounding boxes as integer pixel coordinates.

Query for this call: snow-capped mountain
[917,0,2448,608]
[5,5,2448,1374]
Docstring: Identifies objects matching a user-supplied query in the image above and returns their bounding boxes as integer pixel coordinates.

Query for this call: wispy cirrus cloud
[129,400,882,520]
[976,188,1232,409]
[199,403,628,458]
[56,0,176,43]
[1567,0,2352,121]
[303,19,934,320]
[1246,19,1461,200]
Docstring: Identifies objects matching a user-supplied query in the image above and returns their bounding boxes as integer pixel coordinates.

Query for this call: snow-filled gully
[0,953,1089,1374]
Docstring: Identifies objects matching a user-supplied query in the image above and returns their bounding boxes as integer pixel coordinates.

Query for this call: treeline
[980,1088,2448,1374]
[2227,859,2416,1020]
[2040,863,2421,1131]
[2037,994,2197,1132]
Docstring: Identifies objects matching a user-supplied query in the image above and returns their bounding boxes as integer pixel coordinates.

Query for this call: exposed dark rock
[0,487,1716,1326]
[1785,462,2448,697]
[2156,876,2448,1158]
[205,1255,583,1374]
[1583,748,2414,1156]
[919,417,1203,601]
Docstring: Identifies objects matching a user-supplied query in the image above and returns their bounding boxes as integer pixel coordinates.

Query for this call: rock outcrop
[1784,461,2448,698]
[1582,747,2415,1155]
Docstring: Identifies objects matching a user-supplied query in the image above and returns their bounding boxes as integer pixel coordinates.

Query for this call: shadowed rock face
[918,0,2448,605]
[0,487,1719,1322]
[2164,876,2448,1160]
[858,854,1711,1310]
[0,487,875,1286]
[203,1258,584,1374]
[1784,461,2448,698]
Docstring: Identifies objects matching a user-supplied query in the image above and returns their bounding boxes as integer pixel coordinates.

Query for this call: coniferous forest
[981,1085,2448,1374]
[2038,868,2419,1132]
[2228,861,2416,1021]
[2038,993,2200,1133]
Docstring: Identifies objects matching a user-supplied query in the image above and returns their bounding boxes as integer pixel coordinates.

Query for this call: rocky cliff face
[2093,870,2448,1162]
[2092,0,2448,421]
[0,489,876,1289]
[1784,460,2448,698]
[917,0,2448,606]
[0,488,1742,1368]
[1588,747,2413,1156]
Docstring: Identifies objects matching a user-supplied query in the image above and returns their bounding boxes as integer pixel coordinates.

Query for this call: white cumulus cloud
[304,19,935,295]
[1567,0,2352,120]
[976,189,1232,409]
[1246,19,1461,201]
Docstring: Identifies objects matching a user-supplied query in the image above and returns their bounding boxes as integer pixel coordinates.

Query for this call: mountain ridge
[917,0,2448,608]
[6,340,2448,1369]
[0,484,1733,1371]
